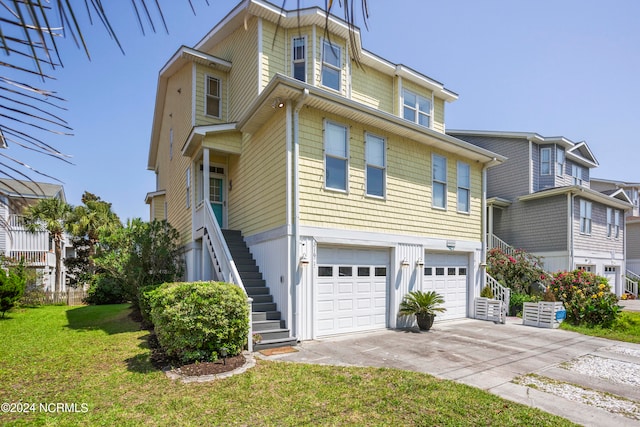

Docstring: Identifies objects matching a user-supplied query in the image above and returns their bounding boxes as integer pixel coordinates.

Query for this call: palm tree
[22,197,72,292]
[0,1,368,192]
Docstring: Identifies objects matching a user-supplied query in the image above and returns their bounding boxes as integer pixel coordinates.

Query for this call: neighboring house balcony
[4,214,54,268]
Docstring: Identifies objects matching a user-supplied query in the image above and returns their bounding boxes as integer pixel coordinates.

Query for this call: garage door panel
[316,247,389,337]
[424,252,469,322]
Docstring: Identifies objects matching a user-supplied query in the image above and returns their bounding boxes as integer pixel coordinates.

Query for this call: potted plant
[399,290,446,331]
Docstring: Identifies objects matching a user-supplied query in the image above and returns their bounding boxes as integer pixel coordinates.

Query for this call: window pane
[206,97,220,117]
[458,188,470,212]
[322,67,340,90]
[326,156,347,190]
[366,135,384,166]
[293,37,305,60]
[367,166,384,197]
[318,266,333,277]
[424,267,433,276]
[323,41,341,67]
[339,266,352,277]
[207,77,219,96]
[358,267,370,277]
[459,267,467,275]
[433,155,446,181]
[448,267,456,275]
[374,267,387,276]
[458,163,470,187]
[433,182,446,208]
[294,62,305,82]
[436,267,445,276]
[403,106,416,122]
[403,91,416,107]
[325,123,347,157]
[418,97,431,113]
[418,113,430,127]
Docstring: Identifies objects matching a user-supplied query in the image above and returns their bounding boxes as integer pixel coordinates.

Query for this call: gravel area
[516,375,640,420]
[562,354,640,386]
[605,345,640,358]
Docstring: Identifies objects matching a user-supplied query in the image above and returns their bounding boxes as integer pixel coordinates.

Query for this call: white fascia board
[519,186,633,210]
[395,65,458,102]
[447,129,545,143]
[567,141,599,167]
[144,190,166,204]
[592,177,640,187]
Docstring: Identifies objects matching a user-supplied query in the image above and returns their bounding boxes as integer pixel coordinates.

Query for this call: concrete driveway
[262,317,640,426]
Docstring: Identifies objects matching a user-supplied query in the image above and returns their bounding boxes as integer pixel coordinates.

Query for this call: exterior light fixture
[300,254,310,265]
[272,97,284,108]
[401,258,410,267]
[219,347,228,365]
[416,258,424,267]
[446,240,456,251]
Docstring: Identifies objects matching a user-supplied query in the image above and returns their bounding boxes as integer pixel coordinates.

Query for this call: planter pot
[416,313,435,331]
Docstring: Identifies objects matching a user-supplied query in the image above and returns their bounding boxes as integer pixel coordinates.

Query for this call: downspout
[481,159,494,292]
[568,193,574,270]
[285,100,293,332]
[292,88,309,338]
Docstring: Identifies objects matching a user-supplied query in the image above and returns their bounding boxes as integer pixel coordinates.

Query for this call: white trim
[432,153,447,210]
[457,160,471,214]
[258,17,263,94]
[323,119,349,193]
[204,74,222,119]
[364,132,386,199]
[540,147,551,176]
[291,35,307,83]
[191,63,197,127]
[320,38,342,92]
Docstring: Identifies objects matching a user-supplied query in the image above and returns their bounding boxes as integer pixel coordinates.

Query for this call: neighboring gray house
[448,130,633,296]
[591,178,640,277]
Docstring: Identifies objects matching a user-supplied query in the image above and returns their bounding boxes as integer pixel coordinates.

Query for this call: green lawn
[0,305,577,426]
[560,311,640,344]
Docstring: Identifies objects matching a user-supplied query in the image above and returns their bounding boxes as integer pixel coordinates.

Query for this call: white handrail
[202,202,245,294]
[201,202,253,352]
[626,269,640,282]
[488,233,517,257]
[485,272,510,323]
[625,276,638,297]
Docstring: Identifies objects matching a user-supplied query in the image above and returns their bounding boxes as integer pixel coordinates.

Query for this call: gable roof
[447,129,599,168]
[0,179,65,201]
[591,177,640,188]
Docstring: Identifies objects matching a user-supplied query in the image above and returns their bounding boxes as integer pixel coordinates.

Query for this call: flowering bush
[549,270,620,327]
[487,248,550,294]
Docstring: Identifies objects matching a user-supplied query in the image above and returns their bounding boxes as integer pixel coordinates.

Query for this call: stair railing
[485,272,510,323]
[201,203,253,352]
[624,272,638,298]
[488,233,517,257]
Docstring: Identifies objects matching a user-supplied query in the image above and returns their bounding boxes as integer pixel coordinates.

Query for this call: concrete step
[255,328,291,341]
[252,319,286,332]
[254,336,298,351]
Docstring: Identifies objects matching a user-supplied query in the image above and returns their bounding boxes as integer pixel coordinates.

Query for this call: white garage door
[423,252,468,321]
[316,247,389,337]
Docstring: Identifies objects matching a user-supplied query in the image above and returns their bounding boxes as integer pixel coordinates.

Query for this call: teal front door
[210,177,224,225]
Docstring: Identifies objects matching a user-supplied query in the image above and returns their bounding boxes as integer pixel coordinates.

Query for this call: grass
[0,305,578,426]
[559,311,640,344]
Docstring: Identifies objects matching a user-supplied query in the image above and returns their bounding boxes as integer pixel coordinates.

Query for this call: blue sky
[13,0,640,221]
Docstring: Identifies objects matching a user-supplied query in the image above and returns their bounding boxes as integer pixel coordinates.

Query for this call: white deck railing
[485,272,510,323]
[4,215,53,266]
[199,202,253,352]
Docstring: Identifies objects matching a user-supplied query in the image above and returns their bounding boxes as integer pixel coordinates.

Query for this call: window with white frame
[205,76,221,118]
[321,40,341,91]
[580,199,592,235]
[556,147,564,177]
[607,207,613,237]
[403,89,431,128]
[324,121,348,191]
[540,148,551,175]
[615,209,620,238]
[572,164,583,186]
[186,166,191,208]
[432,154,447,209]
[365,133,385,198]
[292,36,306,82]
[457,161,470,213]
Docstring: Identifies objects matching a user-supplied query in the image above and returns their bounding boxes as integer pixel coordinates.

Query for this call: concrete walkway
[262,318,640,426]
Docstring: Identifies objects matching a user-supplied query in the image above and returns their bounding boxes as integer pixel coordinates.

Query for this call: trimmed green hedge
[147,281,249,363]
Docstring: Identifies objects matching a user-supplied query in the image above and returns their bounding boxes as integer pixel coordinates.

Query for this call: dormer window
[292,37,306,82]
[321,40,341,91]
[403,89,431,128]
[205,75,221,118]
[540,148,551,175]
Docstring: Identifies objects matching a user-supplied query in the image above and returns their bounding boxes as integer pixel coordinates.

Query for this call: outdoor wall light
[446,240,456,251]
[416,258,424,267]
[219,347,228,365]
[401,258,410,267]
[272,97,285,108]
[299,254,310,265]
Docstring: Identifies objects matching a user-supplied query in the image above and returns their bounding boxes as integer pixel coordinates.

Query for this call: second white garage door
[423,252,469,321]
[316,247,389,337]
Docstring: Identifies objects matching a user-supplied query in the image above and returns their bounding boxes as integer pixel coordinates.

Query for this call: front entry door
[210,176,224,225]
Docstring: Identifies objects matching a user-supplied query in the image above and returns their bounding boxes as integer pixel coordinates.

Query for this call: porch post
[203,148,210,205]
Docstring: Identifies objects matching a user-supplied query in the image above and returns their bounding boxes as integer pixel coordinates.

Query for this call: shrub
[480,286,494,299]
[0,263,27,317]
[508,292,539,317]
[84,275,128,305]
[549,270,620,327]
[148,281,249,363]
[487,247,551,294]
[138,283,164,328]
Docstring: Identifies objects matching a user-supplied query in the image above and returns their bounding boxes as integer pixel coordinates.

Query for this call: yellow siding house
[146,0,504,347]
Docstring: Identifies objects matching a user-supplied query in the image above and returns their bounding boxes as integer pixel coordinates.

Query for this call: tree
[65,192,122,286]
[0,1,368,190]
[93,218,183,307]
[0,261,27,317]
[22,197,72,292]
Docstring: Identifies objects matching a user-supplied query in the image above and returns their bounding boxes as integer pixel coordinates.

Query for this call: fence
[21,290,88,306]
